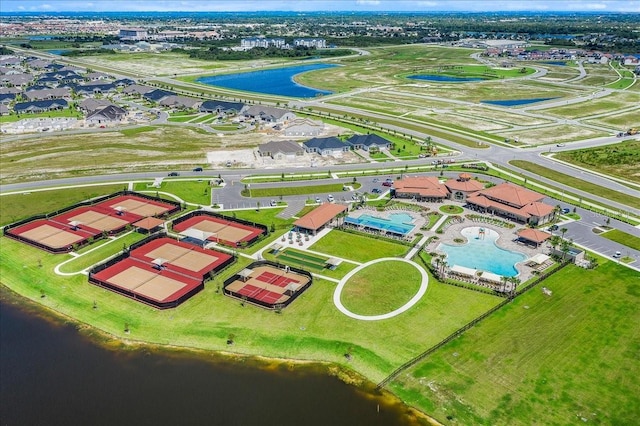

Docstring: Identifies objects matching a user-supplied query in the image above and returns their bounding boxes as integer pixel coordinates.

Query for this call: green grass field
[510,160,640,208]
[0,184,128,226]
[388,261,640,425]
[134,180,213,205]
[601,229,640,251]
[58,232,147,273]
[552,141,640,185]
[0,234,501,383]
[0,108,82,123]
[341,261,422,316]
[309,229,409,263]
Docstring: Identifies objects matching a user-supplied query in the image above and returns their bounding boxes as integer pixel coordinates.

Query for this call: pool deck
[434,222,547,283]
[347,208,427,238]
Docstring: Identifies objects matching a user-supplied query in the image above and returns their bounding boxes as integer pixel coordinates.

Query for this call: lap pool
[437,227,526,277]
[345,212,416,236]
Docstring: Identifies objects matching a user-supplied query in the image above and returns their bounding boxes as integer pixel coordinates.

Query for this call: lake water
[542,61,567,66]
[481,97,558,107]
[407,74,485,83]
[0,298,419,425]
[197,64,338,98]
[47,49,69,55]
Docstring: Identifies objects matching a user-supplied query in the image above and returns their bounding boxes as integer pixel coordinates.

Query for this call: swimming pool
[345,212,416,236]
[437,227,526,276]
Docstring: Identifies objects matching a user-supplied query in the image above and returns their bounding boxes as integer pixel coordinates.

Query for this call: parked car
[561,208,570,214]
[557,143,566,147]
[547,224,559,231]
[270,200,277,207]
[327,194,335,202]
[382,181,393,187]
[613,251,621,258]
[193,167,203,172]
[315,197,322,204]
[371,188,381,194]
[168,172,180,177]
[372,178,379,183]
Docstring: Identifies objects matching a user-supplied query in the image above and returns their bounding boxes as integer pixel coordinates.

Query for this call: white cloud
[356,0,381,5]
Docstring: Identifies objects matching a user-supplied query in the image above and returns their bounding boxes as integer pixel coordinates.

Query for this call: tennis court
[173,214,265,247]
[96,195,175,217]
[56,208,132,232]
[12,220,91,249]
[224,263,312,309]
[91,259,201,304]
[89,236,234,308]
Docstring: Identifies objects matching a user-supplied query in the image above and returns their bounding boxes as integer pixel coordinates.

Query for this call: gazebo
[517,228,552,247]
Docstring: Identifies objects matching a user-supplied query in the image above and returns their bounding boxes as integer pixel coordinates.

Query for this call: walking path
[333,257,429,321]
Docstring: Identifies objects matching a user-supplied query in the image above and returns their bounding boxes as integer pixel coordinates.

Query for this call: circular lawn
[340,260,422,316]
[439,204,464,214]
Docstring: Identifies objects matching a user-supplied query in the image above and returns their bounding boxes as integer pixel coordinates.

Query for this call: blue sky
[2,0,639,13]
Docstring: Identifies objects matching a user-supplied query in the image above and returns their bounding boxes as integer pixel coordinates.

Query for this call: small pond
[407,74,485,83]
[481,97,558,107]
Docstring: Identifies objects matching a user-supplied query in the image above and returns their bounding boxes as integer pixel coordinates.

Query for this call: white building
[241,37,286,49]
[293,38,327,49]
[119,28,148,41]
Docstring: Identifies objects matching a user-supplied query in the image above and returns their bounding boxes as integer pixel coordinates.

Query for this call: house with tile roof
[444,173,485,201]
[86,105,127,124]
[302,136,350,157]
[14,98,68,113]
[347,133,392,152]
[143,89,175,103]
[258,140,305,160]
[200,100,245,114]
[244,105,295,123]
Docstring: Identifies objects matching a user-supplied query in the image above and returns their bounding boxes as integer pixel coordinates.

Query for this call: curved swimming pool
[437,227,526,277]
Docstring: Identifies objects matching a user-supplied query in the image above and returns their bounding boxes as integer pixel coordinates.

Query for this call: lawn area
[601,229,640,251]
[167,115,198,123]
[58,232,147,274]
[263,247,358,280]
[552,141,640,185]
[242,183,361,198]
[388,261,640,425]
[439,205,464,215]
[0,235,502,384]
[0,108,82,123]
[0,184,127,226]
[341,260,422,316]
[509,160,640,209]
[309,229,409,263]
[134,180,213,206]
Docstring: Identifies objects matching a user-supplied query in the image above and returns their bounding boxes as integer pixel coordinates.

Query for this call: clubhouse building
[393,175,556,225]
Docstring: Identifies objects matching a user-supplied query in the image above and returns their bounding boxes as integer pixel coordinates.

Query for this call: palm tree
[560,238,573,261]
[500,276,509,293]
[560,227,568,241]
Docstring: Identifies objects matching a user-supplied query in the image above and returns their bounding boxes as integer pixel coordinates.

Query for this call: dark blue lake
[407,74,485,83]
[481,97,558,107]
[542,61,567,66]
[197,64,338,98]
[47,49,70,55]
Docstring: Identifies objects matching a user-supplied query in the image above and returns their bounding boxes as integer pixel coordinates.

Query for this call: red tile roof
[294,203,347,231]
[394,176,448,198]
[132,217,165,230]
[478,182,545,207]
[445,178,484,193]
[517,228,552,243]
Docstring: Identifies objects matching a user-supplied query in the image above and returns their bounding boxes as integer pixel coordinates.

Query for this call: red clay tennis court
[224,263,312,309]
[5,193,178,253]
[89,236,234,309]
[173,214,265,247]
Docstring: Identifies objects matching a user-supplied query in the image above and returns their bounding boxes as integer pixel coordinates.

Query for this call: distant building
[200,100,245,115]
[302,136,350,157]
[14,98,68,113]
[244,105,295,123]
[86,105,127,124]
[241,37,286,49]
[119,28,148,41]
[283,118,324,137]
[293,38,327,49]
[258,140,305,160]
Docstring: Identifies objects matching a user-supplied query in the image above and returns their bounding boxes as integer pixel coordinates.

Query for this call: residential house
[71,82,116,95]
[0,93,16,104]
[143,89,175,103]
[0,56,22,67]
[466,182,556,225]
[79,98,115,113]
[158,95,201,110]
[283,118,324,137]
[86,72,111,81]
[346,134,392,152]
[257,140,305,160]
[35,76,62,86]
[113,78,135,87]
[123,84,154,96]
[14,98,68,113]
[86,105,127,124]
[302,136,350,156]
[0,73,34,88]
[200,100,245,115]
[244,105,295,123]
[393,176,449,202]
[0,104,9,115]
[24,87,72,101]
